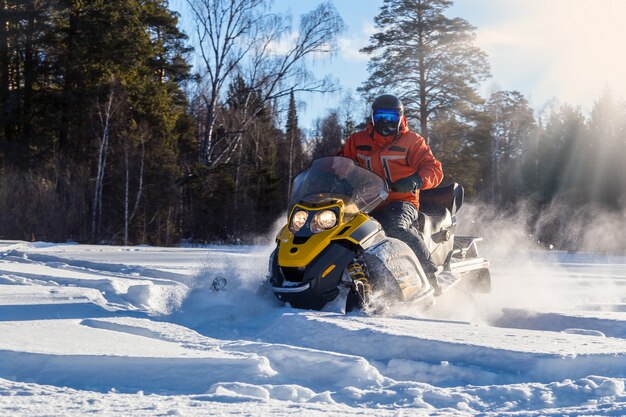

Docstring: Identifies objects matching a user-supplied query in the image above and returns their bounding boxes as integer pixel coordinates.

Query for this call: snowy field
[1,238,625,416]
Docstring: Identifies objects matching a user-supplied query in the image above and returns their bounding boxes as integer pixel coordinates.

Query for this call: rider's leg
[370,201,440,291]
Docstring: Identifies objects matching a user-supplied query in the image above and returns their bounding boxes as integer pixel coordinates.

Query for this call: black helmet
[371,94,403,137]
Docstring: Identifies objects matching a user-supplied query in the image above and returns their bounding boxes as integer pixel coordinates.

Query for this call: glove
[389,173,423,193]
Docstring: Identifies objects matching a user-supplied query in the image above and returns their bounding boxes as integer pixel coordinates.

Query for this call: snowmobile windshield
[289,156,389,217]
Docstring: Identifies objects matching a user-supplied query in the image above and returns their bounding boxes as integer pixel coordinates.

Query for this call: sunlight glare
[476,0,626,107]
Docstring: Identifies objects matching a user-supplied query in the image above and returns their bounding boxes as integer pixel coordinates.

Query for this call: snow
[1,240,626,416]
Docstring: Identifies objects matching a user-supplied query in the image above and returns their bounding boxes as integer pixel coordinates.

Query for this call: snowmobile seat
[417,207,452,243]
[417,183,463,246]
[419,182,464,215]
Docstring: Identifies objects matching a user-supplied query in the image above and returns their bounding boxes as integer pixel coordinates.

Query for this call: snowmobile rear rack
[453,236,483,259]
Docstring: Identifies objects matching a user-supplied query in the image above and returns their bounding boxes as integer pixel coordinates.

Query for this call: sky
[174,0,626,130]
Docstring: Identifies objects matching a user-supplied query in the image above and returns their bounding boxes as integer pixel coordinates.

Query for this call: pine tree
[0,0,56,167]
[485,90,535,205]
[429,108,491,197]
[0,0,193,244]
[525,102,586,205]
[360,0,490,141]
[586,91,626,210]
[312,111,343,159]
[284,91,305,198]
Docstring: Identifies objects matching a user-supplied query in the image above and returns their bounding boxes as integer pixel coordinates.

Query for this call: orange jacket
[340,116,443,209]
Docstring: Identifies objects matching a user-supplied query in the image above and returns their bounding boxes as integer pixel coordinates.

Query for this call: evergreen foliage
[311,110,343,159]
[485,90,535,205]
[0,0,192,244]
[429,108,491,198]
[280,91,307,199]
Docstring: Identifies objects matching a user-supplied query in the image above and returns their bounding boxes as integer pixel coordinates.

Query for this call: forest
[1,0,625,252]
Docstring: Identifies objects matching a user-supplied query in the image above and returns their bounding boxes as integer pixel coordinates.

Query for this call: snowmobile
[267,156,490,312]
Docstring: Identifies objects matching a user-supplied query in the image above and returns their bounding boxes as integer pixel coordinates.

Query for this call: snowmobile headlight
[289,210,308,233]
[310,210,337,233]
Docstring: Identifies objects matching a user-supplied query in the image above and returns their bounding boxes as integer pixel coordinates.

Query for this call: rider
[340,94,444,292]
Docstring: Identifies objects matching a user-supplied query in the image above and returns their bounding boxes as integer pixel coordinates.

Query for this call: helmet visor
[372,109,401,124]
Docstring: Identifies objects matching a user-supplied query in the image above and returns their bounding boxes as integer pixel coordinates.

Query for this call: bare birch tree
[92,87,117,243]
[123,129,146,246]
[186,0,344,167]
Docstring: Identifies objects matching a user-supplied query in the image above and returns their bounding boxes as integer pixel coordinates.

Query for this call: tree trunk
[92,90,114,243]
[0,0,9,143]
[124,139,145,245]
[232,137,243,237]
[129,140,144,222]
[287,130,294,198]
[202,90,218,163]
[417,2,428,141]
[0,0,13,145]
[491,107,500,205]
[59,5,80,151]
[22,4,35,149]
[124,144,130,246]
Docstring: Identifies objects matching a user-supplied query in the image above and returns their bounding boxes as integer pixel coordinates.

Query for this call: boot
[427,272,442,296]
[423,259,442,296]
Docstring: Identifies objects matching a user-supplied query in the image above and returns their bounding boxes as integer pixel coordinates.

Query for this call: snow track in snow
[254,312,626,386]
[0,318,275,394]
[0,248,189,314]
[491,308,626,338]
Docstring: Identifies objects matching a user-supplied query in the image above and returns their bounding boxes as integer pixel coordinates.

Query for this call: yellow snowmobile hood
[276,203,379,268]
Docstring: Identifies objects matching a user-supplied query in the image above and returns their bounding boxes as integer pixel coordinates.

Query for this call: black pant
[370,201,438,276]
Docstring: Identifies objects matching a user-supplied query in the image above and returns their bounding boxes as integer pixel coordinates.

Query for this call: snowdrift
[0,241,625,416]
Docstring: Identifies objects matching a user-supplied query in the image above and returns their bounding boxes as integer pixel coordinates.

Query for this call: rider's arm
[407,135,444,190]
